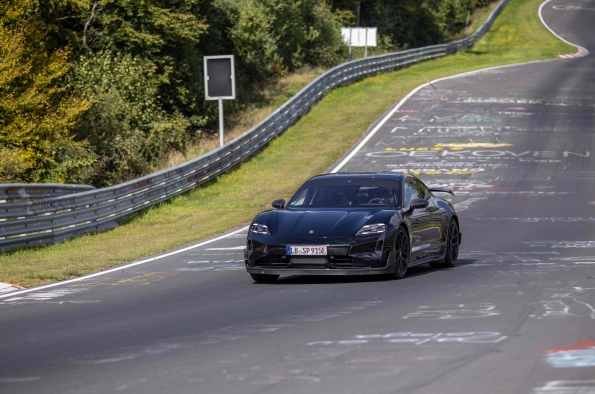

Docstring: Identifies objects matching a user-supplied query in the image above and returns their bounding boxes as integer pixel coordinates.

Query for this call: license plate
[286,245,327,256]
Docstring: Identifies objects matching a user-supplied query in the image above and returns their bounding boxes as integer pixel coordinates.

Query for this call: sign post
[348,29,352,60]
[364,28,368,58]
[204,55,236,147]
[218,98,224,147]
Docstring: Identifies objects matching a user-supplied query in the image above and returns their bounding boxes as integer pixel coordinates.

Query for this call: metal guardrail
[0,0,510,252]
[0,184,95,202]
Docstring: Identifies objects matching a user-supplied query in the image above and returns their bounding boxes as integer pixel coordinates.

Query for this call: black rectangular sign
[204,55,235,100]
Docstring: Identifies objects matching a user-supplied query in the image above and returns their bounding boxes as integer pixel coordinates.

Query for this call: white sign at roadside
[341,27,377,47]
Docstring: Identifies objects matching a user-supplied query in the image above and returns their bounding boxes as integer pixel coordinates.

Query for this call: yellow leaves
[0,0,33,24]
[0,0,95,183]
[0,28,30,87]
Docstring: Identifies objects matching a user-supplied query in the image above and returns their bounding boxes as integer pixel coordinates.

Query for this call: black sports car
[244,172,461,282]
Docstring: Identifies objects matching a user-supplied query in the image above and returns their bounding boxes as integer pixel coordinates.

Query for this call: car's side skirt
[408,253,445,268]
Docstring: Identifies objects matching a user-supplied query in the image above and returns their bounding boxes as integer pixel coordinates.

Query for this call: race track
[1,1,594,393]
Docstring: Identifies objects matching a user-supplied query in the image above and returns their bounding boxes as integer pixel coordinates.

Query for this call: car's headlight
[250,223,271,235]
[355,223,386,236]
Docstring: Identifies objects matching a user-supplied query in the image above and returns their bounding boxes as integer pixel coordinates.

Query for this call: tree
[33,0,209,185]
[0,0,95,184]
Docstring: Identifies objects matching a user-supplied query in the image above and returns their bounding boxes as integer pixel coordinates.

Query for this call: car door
[412,178,445,258]
[403,178,432,262]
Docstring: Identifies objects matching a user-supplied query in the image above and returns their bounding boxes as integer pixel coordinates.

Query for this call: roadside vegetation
[0,0,574,287]
[0,0,500,187]
[164,0,503,169]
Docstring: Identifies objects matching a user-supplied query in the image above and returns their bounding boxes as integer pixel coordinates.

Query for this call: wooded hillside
[0,0,492,186]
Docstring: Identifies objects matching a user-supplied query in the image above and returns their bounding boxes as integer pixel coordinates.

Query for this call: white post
[364,28,368,58]
[466,10,471,33]
[218,98,224,147]
[348,28,352,60]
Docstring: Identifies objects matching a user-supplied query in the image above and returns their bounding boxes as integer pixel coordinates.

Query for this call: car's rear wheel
[391,227,410,279]
[430,219,460,268]
[250,273,279,283]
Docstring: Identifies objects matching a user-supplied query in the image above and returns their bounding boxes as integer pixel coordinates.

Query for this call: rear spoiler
[429,188,455,196]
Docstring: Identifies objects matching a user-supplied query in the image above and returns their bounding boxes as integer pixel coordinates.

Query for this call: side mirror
[272,199,285,209]
[406,198,428,213]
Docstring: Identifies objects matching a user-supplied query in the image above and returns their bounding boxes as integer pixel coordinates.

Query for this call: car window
[404,179,419,208]
[291,189,308,206]
[414,179,432,200]
[288,184,400,208]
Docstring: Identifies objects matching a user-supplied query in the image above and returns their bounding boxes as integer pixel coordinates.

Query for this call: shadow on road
[253,259,476,285]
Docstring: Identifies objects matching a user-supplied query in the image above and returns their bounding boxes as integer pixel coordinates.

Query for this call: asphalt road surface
[1,2,594,393]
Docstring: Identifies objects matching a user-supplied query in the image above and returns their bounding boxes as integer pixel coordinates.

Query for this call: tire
[391,227,410,279]
[430,219,460,268]
[250,273,279,283]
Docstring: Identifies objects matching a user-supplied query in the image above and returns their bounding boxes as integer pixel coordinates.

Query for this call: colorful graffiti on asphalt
[542,340,595,368]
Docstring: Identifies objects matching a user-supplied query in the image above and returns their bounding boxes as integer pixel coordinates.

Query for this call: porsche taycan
[244,172,461,282]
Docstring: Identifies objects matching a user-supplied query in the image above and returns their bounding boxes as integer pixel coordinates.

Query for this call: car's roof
[309,172,406,181]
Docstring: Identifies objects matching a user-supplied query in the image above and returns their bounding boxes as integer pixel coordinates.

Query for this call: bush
[0,0,94,184]
[213,0,343,82]
[356,0,492,48]
[68,51,190,185]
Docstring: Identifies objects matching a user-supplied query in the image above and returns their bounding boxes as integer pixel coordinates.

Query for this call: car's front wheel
[250,273,279,283]
[391,227,410,279]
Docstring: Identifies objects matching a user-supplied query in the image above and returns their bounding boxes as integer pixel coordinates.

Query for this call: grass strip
[0,0,574,287]
[164,67,326,169]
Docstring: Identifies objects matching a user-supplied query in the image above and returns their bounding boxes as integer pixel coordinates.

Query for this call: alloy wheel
[447,221,459,263]
[394,229,410,278]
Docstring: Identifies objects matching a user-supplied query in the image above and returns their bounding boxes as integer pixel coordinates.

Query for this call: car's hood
[274,209,378,237]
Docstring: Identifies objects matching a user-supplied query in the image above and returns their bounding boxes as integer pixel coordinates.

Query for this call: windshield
[288,181,401,208]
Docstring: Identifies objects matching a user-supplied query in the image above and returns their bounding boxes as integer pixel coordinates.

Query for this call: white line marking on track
[0,282,22,294]
[3,288,86,302]
[0,377,40,383]
[205,246,245,250]
[0,226,249,299]
[539,0,590,58]
[573,298,595,319]
[534,381,595,394]
[331,81,432,173]
[330,62,558,173]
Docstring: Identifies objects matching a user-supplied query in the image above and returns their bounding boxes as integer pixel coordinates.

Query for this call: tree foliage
[68,51,190,184]
[207,0,343,82]
[343,0,493,48]
[37,0,209,185]
[0,0,94,183]
[0,0,495,186]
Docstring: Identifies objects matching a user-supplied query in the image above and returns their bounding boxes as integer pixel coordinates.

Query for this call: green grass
[0,0,574,288]
[163,67,326,169]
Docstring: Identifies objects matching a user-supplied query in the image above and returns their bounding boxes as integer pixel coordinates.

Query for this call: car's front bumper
[245,234,396,276]
[245,263,395,276]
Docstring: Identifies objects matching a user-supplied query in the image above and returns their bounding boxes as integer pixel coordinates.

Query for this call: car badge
[309,230,314,234]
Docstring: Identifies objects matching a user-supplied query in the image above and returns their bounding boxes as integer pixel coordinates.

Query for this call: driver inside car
[368,188,396,205]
